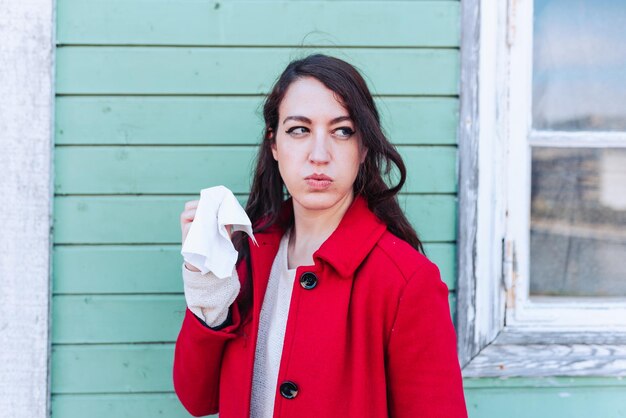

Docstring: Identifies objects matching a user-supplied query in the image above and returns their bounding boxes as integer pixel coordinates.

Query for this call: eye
[285,126,309,137]
[334,126,355,139]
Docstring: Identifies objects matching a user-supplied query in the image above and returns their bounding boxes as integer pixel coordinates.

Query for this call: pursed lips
[304,174,333,189]
[305,173,332,181]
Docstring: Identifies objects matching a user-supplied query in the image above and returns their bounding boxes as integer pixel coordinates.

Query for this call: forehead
[279,77,349,120]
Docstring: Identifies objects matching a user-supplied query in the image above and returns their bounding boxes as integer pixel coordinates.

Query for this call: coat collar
[251,195,387,278]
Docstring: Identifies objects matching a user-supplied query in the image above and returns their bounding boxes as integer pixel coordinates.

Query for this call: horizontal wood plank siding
[52,243,457,294]
[55,96,459,145]
[52,0,461,413]
[464,382,626,418]
[56,47,459,95]
[51,292,458,345]
[55,146,457,194]
[57,0,460,47]
[53,195,456,244]
[52,394,201,418]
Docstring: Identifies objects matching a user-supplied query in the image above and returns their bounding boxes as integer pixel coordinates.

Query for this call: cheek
[274,140,306,169]
[278,157,298,178]
[273,137,296,161]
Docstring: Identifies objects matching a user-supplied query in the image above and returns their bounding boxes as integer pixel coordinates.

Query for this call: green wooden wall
[51,1,458,415]
[52,1,623,417]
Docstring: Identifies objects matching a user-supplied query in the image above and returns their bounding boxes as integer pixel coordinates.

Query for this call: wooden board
[57,0,460,47]
[52,295,187,344]
[51,293,457,344]
[53,194,456,244]
[464,385,626,418]
[55,96,459,145]
[56,47,459,95]
[54,145,457,194]
[51,344,176,393]
[51,393,204,418]
[52,243,455,294]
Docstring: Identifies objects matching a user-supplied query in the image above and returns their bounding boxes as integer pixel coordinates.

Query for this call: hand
[180,199,234,273]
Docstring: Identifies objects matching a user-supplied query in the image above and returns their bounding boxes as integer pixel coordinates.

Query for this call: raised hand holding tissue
[181,185,258,278]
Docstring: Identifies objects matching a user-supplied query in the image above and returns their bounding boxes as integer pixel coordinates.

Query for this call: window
[458,0,626,376]
[529,0,626,298]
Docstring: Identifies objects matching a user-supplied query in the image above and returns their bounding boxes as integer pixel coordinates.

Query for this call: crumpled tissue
[181,185,257,278]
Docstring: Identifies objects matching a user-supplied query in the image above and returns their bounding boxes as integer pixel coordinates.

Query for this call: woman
[174,54,467,418]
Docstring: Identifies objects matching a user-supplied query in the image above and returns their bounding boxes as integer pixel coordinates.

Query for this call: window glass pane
[533,0,626,131]
[530,147,626,297]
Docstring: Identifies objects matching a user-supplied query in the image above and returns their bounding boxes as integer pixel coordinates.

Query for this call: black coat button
[299,272,318,289]
[279,381,298,399]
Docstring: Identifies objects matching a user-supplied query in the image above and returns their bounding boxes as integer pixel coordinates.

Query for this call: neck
[287,193,355,268]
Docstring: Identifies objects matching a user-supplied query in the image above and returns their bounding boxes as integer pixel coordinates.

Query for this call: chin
[290,190,353,212]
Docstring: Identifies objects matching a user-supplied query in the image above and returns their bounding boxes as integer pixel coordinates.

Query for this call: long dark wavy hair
[231,53,424,327]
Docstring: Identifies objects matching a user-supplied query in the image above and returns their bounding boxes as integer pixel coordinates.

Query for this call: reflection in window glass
[533,0,626,131]
[530,147,626,297]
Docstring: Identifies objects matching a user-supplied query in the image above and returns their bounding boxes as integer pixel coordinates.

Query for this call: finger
[181,223,191,242]
[180,209,196,222]
[184,200,199,210]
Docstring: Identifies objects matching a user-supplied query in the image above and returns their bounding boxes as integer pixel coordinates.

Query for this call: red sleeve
[173,259,246,417]
[385,261,468,418]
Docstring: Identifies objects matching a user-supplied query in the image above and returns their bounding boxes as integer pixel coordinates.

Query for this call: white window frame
[457,0,626,377]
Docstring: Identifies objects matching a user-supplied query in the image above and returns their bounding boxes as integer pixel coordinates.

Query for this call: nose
[309,131,331,164]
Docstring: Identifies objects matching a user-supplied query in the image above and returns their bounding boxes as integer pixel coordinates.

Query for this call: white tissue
[181,185,258,278]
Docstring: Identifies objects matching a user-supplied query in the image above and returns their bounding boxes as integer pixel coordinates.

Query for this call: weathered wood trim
[492,329,626,346]
[0,0,54,416]
[456,0,481,368]
[463,329,626,377]
[458,0,510,368]
[529,131,626,148]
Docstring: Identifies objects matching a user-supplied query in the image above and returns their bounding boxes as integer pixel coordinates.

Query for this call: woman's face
[271,76,367,213]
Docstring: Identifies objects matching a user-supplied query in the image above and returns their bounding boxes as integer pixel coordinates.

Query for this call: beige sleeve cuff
[181,262,241,327]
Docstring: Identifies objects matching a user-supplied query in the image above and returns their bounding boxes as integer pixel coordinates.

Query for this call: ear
[270,138,278,161]
[267,128,279,161]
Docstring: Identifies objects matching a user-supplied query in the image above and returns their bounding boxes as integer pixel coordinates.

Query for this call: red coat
[173,196,467,417]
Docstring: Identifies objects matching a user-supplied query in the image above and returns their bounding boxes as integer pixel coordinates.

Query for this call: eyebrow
[282,115,352,125]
